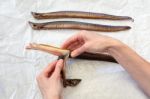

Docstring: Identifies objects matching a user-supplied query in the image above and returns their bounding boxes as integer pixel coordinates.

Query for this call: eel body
[29,21,131,32]
[31,11,133,21]
[74,52,117,63]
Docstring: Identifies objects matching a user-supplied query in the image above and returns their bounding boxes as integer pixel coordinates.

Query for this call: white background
[0,0,150,99]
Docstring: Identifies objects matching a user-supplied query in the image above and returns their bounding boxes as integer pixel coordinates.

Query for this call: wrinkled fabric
[0,0,150,99]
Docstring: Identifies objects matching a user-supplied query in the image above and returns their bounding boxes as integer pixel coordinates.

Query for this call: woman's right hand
[61,30,120,57]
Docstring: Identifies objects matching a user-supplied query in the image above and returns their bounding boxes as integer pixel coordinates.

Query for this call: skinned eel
[29,21,131,32]
[31,11,134,21]
[26,43,117,87]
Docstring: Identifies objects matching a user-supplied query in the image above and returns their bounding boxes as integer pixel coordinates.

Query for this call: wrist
[43,94,60,99]
[106,39,125,54]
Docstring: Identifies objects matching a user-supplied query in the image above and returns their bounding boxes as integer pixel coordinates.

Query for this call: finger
[67,42,80,50]
[71,44,87,57]
[51,59,64,78]
[69,44,84,53]
[61,34,79,49]
[42,61,57,77]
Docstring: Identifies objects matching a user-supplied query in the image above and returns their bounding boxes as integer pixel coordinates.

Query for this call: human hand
[62,30,119,57]
[37,59,64,99]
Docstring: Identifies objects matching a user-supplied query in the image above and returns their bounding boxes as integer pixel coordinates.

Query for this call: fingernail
[71,52,76,57]
[58,59,63,63]
[59,59,63,61]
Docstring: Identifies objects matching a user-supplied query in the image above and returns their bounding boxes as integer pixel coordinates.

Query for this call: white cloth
[0,0,150,99]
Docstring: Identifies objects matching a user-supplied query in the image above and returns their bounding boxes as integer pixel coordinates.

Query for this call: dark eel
[31,11,134,21]
[29,21,131,32]
[63,52,117,87]
[60,52,117,87]
[73,52,117,63]
[58,56,81,87]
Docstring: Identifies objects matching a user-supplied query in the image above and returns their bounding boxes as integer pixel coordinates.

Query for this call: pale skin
[37,59,64,99]
[37,30,150,99]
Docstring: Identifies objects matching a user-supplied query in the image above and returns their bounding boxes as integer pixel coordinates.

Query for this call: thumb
[52,59,64,78]
[71,44,87,57]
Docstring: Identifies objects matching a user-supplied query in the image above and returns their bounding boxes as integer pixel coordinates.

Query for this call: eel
[26,43,81,87]
[31,11,134,21]
[73,52,117,63]
[29,21,131,32]
[26,43,118,86]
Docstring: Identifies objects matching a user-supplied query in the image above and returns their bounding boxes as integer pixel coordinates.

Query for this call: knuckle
[81,30,87,33]
[83,44,88,50]
[75,31,87,41]
[78,30,84,35]
[80,30,87,35]
[55,75,61,80]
